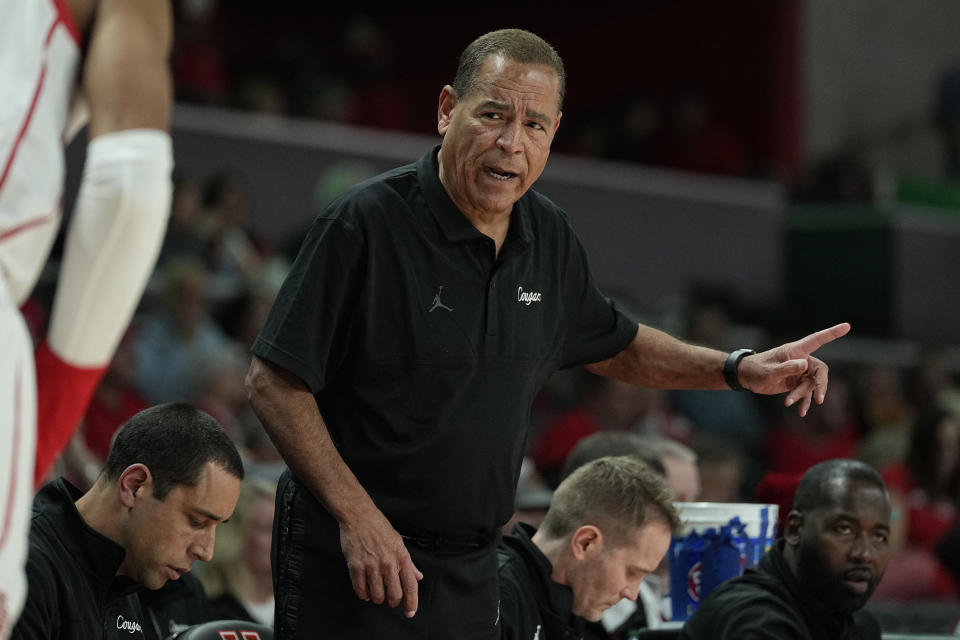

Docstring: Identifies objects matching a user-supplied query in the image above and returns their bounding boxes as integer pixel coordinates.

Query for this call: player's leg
[34,0,174,483]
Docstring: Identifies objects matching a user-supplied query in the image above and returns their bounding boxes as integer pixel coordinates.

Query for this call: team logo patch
[517,286,542,306]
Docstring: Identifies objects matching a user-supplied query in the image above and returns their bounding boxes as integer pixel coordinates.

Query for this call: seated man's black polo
[253,146,637,535]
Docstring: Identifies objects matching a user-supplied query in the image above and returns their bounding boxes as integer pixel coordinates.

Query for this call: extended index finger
[792,322,850,356]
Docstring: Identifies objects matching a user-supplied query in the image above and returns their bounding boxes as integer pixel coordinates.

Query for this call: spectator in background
[195,476,277,627]
[531,371,660,488]
[498,456,680,640]
[764,374,861,477]
[562,432,701,503]
[199,172,268,303]
[670,298,766,463]
[157,174,207,270]
[854,365,914,473]
[561,431,665,482]
[133,258,234,404]
[875,407,960,600]
[191,347,251,446]
[644,436,700,503]
[905,348,960,416]
[695,434,748,503]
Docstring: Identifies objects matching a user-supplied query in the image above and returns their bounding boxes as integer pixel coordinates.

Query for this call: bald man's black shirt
[679,539,882,640]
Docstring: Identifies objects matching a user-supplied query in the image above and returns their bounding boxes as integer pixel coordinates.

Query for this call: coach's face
[565,521,671,621]
[437,54,561,222]
[118,462,241,589]
[788,477,891,613]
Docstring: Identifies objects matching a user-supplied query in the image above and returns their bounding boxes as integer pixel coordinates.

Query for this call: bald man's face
[790,478,891,613]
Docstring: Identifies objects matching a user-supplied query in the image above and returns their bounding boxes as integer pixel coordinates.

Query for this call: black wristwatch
[723,348,756,391]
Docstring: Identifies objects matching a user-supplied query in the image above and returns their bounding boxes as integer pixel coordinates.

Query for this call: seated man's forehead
[822,477,890,520]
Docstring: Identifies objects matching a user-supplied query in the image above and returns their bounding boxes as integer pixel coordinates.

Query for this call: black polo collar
[417,145,534,249]
[49,478,142,598]
[511,522,576,625]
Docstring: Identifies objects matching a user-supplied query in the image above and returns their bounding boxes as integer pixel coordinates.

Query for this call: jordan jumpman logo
[429,286,454,312]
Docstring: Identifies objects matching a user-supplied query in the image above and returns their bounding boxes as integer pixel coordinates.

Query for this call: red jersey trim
[0,18,58,197]
[50,0,82,46]
[0,213,58,244]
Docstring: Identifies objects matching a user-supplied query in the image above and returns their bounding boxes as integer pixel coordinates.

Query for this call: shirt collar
[511,522,577,625]
[49,478,141,597]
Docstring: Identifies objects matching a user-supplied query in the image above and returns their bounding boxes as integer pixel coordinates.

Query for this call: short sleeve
[252,212,365,394]
[558,230,637,368]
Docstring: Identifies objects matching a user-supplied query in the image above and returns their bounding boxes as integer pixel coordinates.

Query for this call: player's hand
[339,509,424,618]
[738,322,850,417]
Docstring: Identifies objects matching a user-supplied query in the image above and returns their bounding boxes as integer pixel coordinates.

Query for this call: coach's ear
[117,463,152,509]
[784,510,804,546]
[438,85,457,135]
[570,525,603,560]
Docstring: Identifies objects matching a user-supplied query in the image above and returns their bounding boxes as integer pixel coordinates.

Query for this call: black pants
[272,470,501,639]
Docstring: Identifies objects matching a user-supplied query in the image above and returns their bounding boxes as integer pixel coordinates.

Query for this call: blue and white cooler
[667,502,779,622]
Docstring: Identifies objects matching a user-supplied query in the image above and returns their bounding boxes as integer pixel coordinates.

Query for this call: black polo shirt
[253,145,637,535]
[14,479,148,640]
[678,539,882,640]
[498,523,583,640]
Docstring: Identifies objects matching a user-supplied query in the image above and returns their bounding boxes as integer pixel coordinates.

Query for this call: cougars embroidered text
[517,287,542,306]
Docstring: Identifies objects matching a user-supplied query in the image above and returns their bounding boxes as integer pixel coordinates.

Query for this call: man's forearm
[586,324,728,390]
[244,356,377,524]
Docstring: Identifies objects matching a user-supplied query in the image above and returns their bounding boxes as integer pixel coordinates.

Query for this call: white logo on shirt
[116,615,142,634]
[532,624,542,639]
[517,286,542,306]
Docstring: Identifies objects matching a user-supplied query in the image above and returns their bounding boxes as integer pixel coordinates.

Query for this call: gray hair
[453,28,566,112]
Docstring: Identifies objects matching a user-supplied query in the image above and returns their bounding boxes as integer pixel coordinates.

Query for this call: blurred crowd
[170,4,759,179]
[170,2,960,206]
[19,3,960,633]
[21,161,960,627]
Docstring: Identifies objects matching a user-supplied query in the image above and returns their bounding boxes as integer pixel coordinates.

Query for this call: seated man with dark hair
[680,458,891,640]
[13,402,244,640]
[498,455,680,639]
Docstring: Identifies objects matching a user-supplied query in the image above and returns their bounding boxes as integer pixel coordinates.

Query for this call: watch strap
[723,348,756,391]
